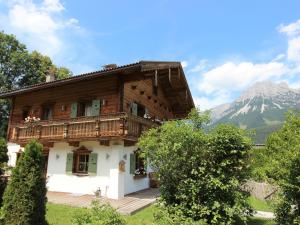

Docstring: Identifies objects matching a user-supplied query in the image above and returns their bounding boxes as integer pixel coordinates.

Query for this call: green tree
[263,110,300,224]
[0,138,8,206]
[2,140,47,225]
[0,31,72,138]
[138,109,253,225]
[0,138,8,167]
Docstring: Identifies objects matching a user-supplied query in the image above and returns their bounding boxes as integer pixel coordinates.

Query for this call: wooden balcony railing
[9,113,158,143]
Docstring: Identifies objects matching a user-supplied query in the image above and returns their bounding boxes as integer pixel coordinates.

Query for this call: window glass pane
[85,102,92,116]
[77,154,89,173]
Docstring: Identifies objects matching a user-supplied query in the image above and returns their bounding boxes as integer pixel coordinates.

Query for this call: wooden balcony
[9,113,157,144]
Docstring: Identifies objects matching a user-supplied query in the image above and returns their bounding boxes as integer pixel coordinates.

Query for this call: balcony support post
[95,120,100,137]
[63,123,69,139]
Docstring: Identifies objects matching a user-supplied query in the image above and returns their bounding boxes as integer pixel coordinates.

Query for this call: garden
[0,109,299,224]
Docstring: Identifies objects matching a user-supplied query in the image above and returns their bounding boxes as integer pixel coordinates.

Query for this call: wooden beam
[118,76,124,112]
[6,97,15,140]
[99,139,110,146]
[154,70,158,87]
[186,89,188,101]
[68,141,80,147]
[168,68,172,84]
[124,139,136,147]
[177,67,180,80]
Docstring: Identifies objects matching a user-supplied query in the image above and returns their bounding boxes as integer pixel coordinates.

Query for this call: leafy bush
[262,111,300,224]
[71,201,126,225]
[0,138,8,206]
[0,138,8,166]
[249,147,271,182]
[139,109,253,225]
[273,154,300,225]
[1,140,47,225]
[153,204,207,225]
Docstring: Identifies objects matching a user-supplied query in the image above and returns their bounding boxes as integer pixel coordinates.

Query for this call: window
[74,153,89,174]
[78,101,93,117]
[66,146,98,176]
[42,105,53,120]
[22,107,31,120]
[131,102,146,117]
[130,150,146,177]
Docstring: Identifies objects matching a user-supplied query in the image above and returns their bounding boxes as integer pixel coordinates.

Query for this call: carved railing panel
[9,113,157,142]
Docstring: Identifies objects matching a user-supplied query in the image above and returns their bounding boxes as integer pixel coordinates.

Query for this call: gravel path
[254,211,275,219]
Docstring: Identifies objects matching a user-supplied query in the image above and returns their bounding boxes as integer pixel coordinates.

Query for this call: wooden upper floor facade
[0,61,194,146]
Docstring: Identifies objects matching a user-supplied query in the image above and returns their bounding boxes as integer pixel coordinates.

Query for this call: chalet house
[0,61,194,199]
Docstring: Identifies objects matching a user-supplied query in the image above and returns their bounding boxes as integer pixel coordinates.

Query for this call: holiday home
[0,61,194,199]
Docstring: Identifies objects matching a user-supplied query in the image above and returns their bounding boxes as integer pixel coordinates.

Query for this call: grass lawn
[248,196,273,212]
[47,203,87,225]
[46,203,275,225]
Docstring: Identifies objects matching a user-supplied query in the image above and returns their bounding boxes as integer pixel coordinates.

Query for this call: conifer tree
[2,140,47,225]
[0,138,8,206]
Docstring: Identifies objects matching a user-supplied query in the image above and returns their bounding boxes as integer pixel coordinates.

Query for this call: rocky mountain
[210,81,300,143]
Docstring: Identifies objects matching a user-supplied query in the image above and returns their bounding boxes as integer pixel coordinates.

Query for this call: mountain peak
[237,81,292,102]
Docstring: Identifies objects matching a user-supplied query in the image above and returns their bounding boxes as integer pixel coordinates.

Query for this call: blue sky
[1,0,300,109]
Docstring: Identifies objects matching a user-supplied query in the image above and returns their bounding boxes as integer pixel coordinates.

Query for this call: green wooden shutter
[130,153,136,174]
[66,153,73,174]
[91,99,101,116]
[70,102,78,118]
[88,153,98,175]
[131,102,138,116]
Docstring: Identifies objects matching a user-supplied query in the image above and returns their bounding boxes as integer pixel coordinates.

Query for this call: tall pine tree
[2,140,47,225]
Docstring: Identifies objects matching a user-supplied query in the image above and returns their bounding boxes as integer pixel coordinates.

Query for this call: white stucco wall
[7,140,150,199]
[7,142,22,167]
[123,146,149,195]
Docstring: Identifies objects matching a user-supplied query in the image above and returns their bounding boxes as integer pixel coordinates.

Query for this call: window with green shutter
[130,153,136,174]
[91,99,101,116]
[66,153,74,174]
[70,102,78,118]
[131,102,138,116]
[88,153,98,175]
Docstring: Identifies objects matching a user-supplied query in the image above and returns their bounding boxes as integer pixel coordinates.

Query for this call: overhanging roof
[0,61,195,116]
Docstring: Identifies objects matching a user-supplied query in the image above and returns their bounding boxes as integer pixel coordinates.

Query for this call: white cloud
[181,61,188,68]
[287,37,300,63]
[42,0,64,12]
[278,19,300,37]
[0,0,82,58]
[194,91,231,110]
[188,59,208,73]
[188,19,300,110]
[279,19,300,63]
[198,61,288,95]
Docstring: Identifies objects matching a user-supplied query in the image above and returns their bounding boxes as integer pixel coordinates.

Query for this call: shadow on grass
[246,217,275,225]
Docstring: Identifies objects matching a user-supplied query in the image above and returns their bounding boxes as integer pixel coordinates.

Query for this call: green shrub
[153,204,207,225]
[262,111,300,224]
[1,139,47,225]
[71,201,126,225]
[139,109,253,225]
[0,138,8,207]
[0,138,8,166]
[274,154,300,225]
